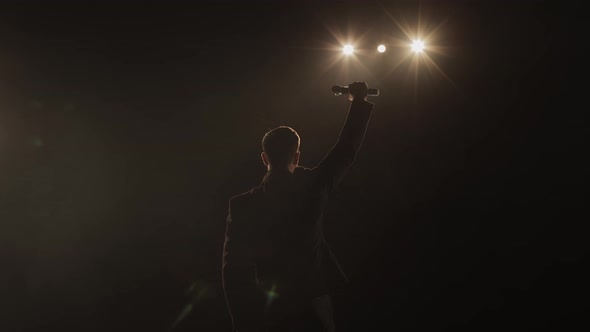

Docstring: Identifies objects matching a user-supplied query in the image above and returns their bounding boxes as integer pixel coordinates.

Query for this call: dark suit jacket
[222,99,373,329]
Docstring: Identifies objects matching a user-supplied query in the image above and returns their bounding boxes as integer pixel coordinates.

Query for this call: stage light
[377,45,386,53]
[342,44,354,55]
[411,40,424,53]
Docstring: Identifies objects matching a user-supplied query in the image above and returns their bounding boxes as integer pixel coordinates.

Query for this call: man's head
[261,126,300,172]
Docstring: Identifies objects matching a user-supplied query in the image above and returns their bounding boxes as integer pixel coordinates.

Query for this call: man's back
[223,82,374,331]
[229,166,344,300]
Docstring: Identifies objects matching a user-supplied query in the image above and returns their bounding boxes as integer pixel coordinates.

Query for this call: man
[222,81,374,331]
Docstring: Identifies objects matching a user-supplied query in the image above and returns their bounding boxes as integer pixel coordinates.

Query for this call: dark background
[1,1,587,331]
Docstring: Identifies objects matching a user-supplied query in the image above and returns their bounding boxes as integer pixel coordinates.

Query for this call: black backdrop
[1,1,586,331]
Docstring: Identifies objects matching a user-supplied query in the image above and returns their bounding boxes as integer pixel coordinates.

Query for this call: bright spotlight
[411,40,425,53]
[377,45,386,53]
[342,44,354,55]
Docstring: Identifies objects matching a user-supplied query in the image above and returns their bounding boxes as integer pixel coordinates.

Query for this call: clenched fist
[347,81,368,102]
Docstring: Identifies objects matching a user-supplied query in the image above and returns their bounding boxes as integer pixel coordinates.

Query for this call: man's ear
[261,152,269,167]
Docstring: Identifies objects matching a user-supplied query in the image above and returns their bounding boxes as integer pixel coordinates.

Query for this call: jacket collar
[261,167,293,187]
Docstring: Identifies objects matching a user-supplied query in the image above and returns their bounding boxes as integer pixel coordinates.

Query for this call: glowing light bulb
[411,40,425,53]
[342,44,354,55]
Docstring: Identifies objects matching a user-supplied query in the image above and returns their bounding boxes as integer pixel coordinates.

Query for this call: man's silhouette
[222,82,374,331]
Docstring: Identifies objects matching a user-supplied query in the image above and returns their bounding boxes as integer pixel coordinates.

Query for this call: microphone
[332,85,379,96]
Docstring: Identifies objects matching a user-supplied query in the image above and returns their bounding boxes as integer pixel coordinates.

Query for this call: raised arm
[312,81,374,192]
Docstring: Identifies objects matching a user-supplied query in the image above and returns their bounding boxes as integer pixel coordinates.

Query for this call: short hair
[261,126,300,168]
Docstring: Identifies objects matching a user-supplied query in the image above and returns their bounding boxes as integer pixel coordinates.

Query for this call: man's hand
[347,81,368,102]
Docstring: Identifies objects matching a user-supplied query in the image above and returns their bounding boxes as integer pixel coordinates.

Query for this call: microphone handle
[367,88,379,96]
[332,85,379,96]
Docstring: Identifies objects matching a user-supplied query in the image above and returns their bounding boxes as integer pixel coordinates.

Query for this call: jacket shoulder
[293,166,313,177]
[229,185,263,210]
